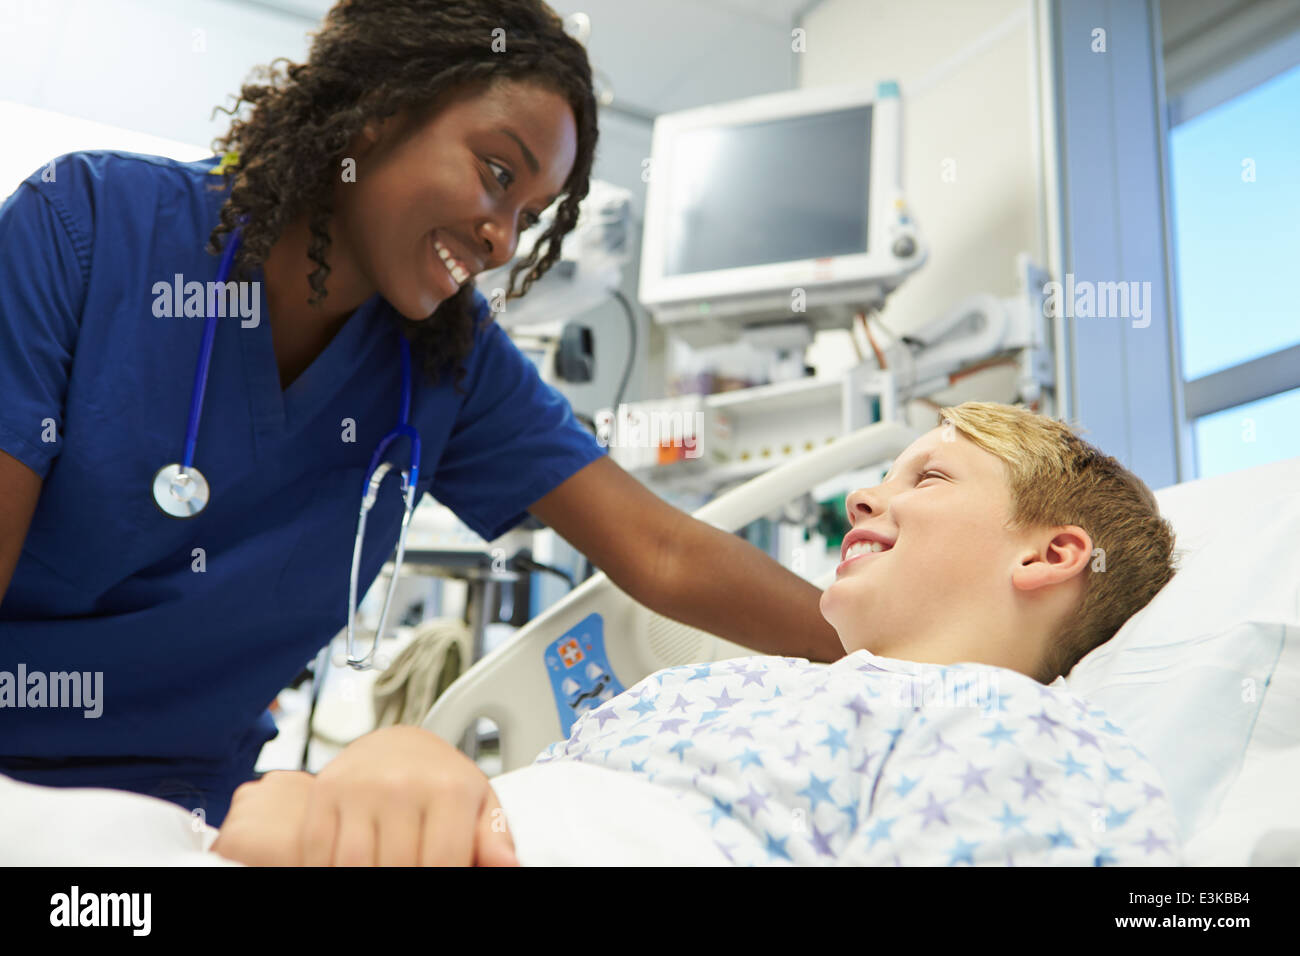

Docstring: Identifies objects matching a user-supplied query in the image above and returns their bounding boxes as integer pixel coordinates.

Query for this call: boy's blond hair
[936,401,1178,682]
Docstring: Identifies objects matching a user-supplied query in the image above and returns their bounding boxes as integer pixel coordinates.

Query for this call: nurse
[0,0,841,857]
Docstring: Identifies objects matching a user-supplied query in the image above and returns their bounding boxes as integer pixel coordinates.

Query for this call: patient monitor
[638,80,926,348]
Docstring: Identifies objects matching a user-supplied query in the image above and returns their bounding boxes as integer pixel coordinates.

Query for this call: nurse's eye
[486,159,513,191]
[486,160,541,231]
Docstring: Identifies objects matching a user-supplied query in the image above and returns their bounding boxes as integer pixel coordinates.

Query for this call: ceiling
[229,0,829,121]
[233,0,1300,113]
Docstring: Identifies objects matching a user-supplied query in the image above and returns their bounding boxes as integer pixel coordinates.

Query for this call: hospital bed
[3,421,1298,865]
[421,420,1300,866]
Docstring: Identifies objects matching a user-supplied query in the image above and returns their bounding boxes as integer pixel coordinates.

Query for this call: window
[1192,385,1300,481]
[1167,45,1300,478]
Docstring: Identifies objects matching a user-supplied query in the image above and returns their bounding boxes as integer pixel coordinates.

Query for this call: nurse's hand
[300,724,520,867]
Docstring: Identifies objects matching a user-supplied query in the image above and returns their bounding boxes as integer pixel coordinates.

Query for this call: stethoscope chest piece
[153,463,210,518]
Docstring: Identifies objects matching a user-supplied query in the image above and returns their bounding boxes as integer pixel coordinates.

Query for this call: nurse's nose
[477,218,522,272]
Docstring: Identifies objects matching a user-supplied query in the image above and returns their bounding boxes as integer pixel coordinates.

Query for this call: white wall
[798,0,1041,422]
[0,0,315,153]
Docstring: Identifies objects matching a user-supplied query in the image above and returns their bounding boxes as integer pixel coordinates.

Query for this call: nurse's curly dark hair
[205,0,598,392]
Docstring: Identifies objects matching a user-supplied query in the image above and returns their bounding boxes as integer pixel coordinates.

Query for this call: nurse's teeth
[435,239,469,284]
[845,540,889,559]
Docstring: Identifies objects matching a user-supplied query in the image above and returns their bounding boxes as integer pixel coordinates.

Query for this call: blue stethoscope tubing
[152,224,422,670]
[149,224,249,518]
[348,337,421,670]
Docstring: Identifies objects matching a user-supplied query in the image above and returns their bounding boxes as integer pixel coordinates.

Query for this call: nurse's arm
[527,456,844,664]
[0,450,42,608]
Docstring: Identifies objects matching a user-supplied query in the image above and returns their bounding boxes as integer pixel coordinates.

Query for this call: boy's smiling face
[819,426,1092,678]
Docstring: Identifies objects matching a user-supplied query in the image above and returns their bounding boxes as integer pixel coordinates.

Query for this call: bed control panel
[544,613,625,737]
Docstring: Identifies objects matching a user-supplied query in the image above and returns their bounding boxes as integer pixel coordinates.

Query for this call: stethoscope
[152,225,422,670]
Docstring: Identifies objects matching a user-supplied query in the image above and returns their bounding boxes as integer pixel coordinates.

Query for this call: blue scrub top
[0,151,607,825]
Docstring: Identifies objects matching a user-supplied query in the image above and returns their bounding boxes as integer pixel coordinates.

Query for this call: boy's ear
[1010,526,1092,597]
[1040,525,1092,569]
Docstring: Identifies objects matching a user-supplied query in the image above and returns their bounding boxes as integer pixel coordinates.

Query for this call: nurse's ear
[336,116,398,180]
[356,119,383,153]
[350,109,419,162]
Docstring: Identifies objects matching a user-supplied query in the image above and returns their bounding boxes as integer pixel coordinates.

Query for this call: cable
[856,309,888,370]
[512,552,575,590]
[610,288,638,410]
[867,313,902,349]
[948,355,1020,385]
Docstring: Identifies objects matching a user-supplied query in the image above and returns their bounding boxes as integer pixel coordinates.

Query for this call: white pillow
[1064,463,1300,844]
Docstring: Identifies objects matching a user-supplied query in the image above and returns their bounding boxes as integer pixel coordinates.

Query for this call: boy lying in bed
[211,400,1183,866]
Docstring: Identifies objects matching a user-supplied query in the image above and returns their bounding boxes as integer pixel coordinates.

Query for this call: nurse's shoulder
[9,150,223,249]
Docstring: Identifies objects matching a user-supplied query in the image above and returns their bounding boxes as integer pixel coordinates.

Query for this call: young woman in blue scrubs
[0,0,841,860]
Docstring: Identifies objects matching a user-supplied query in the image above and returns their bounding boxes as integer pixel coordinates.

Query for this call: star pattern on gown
[980,721,1018,749]
[531,651,1181,866]
[957,761,991,794]
[994,802,1028,833]
[916,791,951,828]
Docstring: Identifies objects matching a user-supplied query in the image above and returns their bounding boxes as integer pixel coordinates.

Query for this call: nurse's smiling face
[336,77,578,320]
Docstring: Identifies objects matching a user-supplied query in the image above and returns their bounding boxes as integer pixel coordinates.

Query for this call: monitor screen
[662,105,872,277]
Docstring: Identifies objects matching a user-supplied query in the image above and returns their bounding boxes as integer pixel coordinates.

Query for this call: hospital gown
[532,649,1182,866]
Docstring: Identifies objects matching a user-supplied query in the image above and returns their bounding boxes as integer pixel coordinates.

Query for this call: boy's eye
[918,470,942,482]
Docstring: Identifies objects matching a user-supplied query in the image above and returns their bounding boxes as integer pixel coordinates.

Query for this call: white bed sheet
[0,763,727,866]
[4,743,1295,867]
[0,773,237,866]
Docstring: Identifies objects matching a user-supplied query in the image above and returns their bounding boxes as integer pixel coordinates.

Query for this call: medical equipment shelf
[703,374,841,411]
[609,363,896,500]
[626,253,1056,501]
